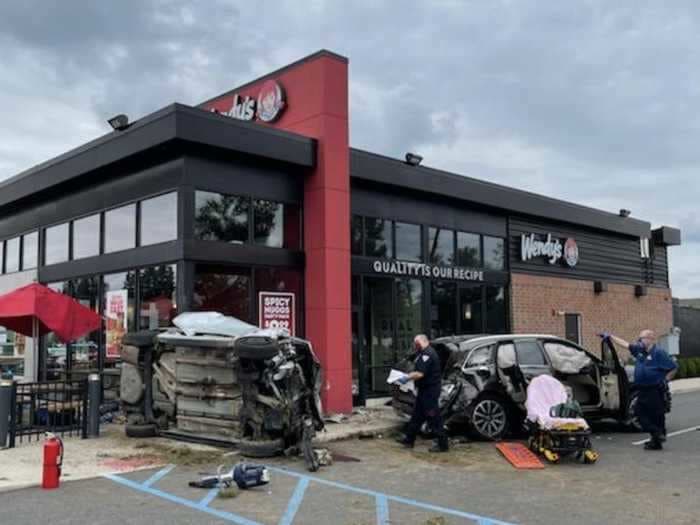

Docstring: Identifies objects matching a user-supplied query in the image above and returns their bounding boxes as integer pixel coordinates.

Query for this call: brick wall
[511,273,673,358]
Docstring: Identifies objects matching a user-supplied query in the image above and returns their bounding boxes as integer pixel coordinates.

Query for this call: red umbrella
[0,282,102,343]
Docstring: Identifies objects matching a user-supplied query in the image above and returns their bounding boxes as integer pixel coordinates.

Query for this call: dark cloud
[0,1,696,295]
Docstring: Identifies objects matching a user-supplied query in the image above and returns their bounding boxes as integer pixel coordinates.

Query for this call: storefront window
[70,277,100,375]
[140,192,177,246]
[430,281,457,338]
[21,231,38,270]
[193,265,251,322]
[351,215,363,255]
[253,200,284,248]
[0,328,25,378]
[396,279,422,355]
[428,227,454,265]
[457,232,481,268]
[103,271,136,364]
[104,204,136,253]
[364,277,394,393]
[486,286,507,334]
[459,286,483,334]
[44,223,69,265]
[73,214,101,259]
[484,236,505,271]
[46,282,70,380]
[365,218,392,258]
[195,191,249,244]
[254,267,303,335]
[139,264,177,330]
[5,237,20,273]
[395,223,422,262]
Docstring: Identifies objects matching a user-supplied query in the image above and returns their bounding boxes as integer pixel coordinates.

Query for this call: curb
[315,420,402,444]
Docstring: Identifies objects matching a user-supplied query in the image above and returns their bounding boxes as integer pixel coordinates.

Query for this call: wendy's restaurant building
[0,50,681,412]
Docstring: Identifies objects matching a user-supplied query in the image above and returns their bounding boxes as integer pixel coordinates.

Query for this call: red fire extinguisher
[42,433,64,490]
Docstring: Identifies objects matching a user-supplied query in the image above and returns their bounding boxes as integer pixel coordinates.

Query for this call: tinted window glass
[431,281,457,338]
[140,192,177,246]
[254,200,285,248]
[5,238,19,273]
[70,276,100,373]
[460,286,483,334]
[395,222,422,262]
[516,341,547,366]
[364,218,392,258]
[486,286,507,334]
[484,236,505,271]
[466,345,494,367]
[104,204,136,253]
[73,214,101,259]
[139,264,177,330]
[193,266,251,322]
[44,224,69,265]
[22,231,38,270]
[457,232,481,267]
[103,271,136,362]
[396,278,423,352]
[195,191,249,244]
[351,215,363,255]
[428,227,454,265]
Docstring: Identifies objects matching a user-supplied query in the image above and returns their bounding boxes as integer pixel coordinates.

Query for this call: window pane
[140,192,177,246]
[254,200,284,248]
[466,345,494,367]
[21,232,38,270]
[70,276,100,375]
[351,215,363,255]
[103,271,136,362]
[484,236,505,271]
[104,204,136,253]
[139,264,177,330]
[428,227,454,265]
[73,214,101,259]
[364,218,392,258]
[195,191,249,244]
[486,286,507,334]
[457,232,481,267]
[395,222,422,262]
[396,279,422,354]
[5,238,20,273]
[460,286,483,334]
[516,341,547,366]
[364,277,394,394]
[193,266,251,322]
[430,281,457,338]
[44,224,69,266]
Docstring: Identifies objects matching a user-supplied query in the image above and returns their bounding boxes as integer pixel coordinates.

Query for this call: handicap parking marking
[105,463,516,525]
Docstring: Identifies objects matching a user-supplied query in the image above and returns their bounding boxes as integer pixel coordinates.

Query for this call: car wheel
[237,438,285,458]
[469,395,509,441]
[623,392,643,432]
[125,423,158,438]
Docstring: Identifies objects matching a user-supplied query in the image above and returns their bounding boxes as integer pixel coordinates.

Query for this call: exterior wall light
[405,152,423,166]
[108,114,130,131]
[619,209,631,218]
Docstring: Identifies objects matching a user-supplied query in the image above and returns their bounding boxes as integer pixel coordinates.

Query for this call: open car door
[600,337,630,418]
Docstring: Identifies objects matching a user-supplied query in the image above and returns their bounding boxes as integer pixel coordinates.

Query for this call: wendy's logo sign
[212,80,286,123]
[563,238,579,268]
[520,233,579,268]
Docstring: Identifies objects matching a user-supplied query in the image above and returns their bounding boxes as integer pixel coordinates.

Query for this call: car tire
[469,394,510,441]
[125,423,158,438]
[237,438,285,458]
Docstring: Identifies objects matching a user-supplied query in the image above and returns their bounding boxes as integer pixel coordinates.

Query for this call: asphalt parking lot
[2,391,699,525]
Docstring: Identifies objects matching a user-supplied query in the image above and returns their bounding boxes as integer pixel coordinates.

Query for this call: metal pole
[0,378,14,448]
[87,373,101,438]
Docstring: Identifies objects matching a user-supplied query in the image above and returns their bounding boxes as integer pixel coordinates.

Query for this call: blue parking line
[105,473,262,525]
[376,494,389,525]
[199,488,220,507]
[278,477,309,525]
[141,464,175,488]
[268,466,516,525]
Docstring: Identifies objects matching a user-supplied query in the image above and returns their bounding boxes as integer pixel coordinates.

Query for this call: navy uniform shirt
[414,345,442,392]
[629,342,677,386]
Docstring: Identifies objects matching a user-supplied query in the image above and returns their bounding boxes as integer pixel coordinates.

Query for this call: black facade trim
[183,240,304,268]
[197,49,349,108]
[0,105,315,211]
[38,241,182,283]
[350,149,651,238]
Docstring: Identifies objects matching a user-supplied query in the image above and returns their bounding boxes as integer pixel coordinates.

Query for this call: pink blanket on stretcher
[525,375,589,430]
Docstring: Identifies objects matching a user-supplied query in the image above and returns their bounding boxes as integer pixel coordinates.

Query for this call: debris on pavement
[189,463,270,490]
[324,413,349,424]
[314,448,333,466]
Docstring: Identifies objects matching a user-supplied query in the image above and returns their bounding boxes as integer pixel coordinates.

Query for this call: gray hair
[414,334,430,347]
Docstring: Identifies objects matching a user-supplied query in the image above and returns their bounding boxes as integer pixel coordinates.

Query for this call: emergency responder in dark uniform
[602,330,677,450]
[395,334,449,452]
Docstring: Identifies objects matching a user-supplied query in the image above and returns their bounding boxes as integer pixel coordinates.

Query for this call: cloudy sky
[0,1,697,296]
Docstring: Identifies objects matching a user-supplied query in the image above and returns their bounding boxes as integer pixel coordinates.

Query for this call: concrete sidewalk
[670,377,700,394]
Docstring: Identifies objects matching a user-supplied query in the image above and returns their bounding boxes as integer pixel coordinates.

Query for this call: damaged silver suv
[392,334,634,440]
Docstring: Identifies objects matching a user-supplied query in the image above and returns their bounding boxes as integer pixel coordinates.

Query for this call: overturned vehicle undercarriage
[119,312,325,471]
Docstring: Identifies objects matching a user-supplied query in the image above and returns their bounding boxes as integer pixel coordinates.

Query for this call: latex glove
[597,331,611,341]
[397,374,410,385]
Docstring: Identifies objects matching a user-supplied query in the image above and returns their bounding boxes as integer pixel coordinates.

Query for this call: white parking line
[632,425,700,445]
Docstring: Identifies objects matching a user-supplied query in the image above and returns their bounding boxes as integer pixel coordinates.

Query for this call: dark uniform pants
[636,384,666,441]
[405,387,448,449]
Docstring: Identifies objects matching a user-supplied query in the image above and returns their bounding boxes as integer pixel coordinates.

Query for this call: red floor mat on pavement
[495,442,545,469]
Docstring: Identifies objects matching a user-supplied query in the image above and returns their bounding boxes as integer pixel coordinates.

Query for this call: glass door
[364,277,394,394]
